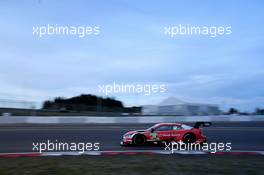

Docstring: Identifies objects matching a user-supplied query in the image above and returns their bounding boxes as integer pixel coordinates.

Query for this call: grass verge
[0,155,263,175]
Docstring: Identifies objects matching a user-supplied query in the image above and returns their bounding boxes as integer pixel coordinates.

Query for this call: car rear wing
[193,122,212,129]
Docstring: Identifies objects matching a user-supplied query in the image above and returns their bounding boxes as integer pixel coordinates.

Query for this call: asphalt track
[0,122,264,153]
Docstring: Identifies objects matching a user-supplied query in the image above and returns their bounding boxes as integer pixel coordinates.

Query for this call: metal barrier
[0,115,264,124]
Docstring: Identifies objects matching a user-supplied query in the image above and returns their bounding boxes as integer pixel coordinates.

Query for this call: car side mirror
[150,128,154,132]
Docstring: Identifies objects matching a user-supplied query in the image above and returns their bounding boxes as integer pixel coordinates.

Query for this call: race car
[120,122,211,146]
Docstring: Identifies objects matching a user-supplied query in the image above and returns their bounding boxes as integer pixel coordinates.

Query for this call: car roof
[155,123,182,126]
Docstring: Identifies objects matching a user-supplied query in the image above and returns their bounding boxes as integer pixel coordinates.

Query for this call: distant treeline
[224,107,264,115]
[255,108,264,115]
[42,94,141,113]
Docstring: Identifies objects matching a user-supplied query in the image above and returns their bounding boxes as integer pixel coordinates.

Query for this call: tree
[255,108,264,115]
[42,94,124,112]
[228,108,239,114]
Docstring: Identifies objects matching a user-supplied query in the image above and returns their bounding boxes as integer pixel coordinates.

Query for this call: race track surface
[0,122,264,153]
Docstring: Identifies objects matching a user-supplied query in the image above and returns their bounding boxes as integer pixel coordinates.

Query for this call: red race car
[120,122,211,146]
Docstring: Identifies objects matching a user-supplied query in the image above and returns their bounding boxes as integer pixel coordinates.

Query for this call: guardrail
[0,115,263,124]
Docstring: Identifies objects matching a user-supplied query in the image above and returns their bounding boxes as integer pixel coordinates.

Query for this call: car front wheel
[132,134,146,145]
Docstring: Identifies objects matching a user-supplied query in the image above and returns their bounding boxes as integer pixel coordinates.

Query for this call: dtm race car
[120,122,211,146]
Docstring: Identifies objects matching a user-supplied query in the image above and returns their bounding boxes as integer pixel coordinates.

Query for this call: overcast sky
[0,0,264,111]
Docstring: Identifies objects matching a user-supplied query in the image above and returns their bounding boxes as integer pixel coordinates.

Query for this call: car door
[154,125,173,141]
[171,125,185,141]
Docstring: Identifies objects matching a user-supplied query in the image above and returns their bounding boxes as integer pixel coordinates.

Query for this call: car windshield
[147,124,160,130]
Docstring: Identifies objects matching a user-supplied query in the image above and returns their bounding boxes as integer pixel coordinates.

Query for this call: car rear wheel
[183,133,196,143]
[132,134,146,145]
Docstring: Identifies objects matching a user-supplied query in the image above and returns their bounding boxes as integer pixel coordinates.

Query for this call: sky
[0,0,264,111]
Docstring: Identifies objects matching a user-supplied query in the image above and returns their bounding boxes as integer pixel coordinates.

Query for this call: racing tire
[183,133,196,143]
[132,134,146,146]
